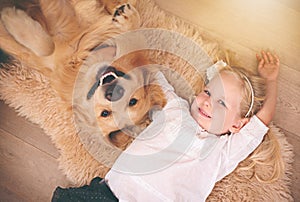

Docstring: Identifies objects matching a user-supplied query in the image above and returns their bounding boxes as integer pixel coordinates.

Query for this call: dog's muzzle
[104,82,125,102]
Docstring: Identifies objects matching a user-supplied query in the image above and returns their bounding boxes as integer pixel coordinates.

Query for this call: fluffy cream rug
[0,0,294,201]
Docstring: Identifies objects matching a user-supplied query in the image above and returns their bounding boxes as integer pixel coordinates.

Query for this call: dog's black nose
[105,83,125,102]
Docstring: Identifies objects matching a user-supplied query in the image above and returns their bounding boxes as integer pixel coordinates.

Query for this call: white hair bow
[206,60,227,82]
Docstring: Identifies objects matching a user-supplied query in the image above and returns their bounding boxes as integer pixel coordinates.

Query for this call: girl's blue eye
[204,90,211,96]
[218,100,226,107]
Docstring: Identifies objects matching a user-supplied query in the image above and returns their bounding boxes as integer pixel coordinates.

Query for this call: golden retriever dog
[0,0,165,148]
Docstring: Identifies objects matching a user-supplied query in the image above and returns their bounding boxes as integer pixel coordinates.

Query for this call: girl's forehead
[207,72,243,105]
[208,71,241,88]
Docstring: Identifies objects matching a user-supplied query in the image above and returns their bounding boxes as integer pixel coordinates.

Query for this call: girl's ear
[229,118,250,133]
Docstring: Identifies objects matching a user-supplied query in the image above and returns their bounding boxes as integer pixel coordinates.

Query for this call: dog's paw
[112,4,140,31]
[1,7,54,56]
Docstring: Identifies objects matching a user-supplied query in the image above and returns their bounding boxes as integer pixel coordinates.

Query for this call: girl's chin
[191,109,210,130]
[196,119,210,131]
[196,119,223,134]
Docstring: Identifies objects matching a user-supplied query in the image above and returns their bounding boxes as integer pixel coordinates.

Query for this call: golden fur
[0,0,140,102]
[0,0,165,148]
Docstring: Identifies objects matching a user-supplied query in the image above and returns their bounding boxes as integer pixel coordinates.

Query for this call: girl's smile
[197,107,211,119]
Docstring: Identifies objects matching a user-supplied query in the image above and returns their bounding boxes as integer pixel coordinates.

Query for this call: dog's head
[75,46,166,149]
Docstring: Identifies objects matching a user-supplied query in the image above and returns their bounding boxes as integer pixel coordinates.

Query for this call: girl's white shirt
[105,72,268,202]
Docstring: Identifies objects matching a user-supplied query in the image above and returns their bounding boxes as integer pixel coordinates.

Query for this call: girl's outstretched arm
[256,51,280,125]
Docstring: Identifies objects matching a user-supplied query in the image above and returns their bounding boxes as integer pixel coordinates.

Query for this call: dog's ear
[141,64,161,86]
[108,131,133,150]
[111,50,150,73]
[142,67,167,109]
[114,32,147,58]
[141,67,152,87]
[147,83,167,109]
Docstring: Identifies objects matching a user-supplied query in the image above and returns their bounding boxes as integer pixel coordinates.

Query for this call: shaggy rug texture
[0,0,294,201]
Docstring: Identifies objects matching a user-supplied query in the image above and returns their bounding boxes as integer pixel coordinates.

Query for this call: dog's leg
[101,0,137,14]
[39,0,80,43]
[0,14,53,73]
[112,4,140,31]
[0,19,29,60]
[0,7,54,57]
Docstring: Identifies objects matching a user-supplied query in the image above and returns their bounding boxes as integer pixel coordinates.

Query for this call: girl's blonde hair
[217,64,284,183]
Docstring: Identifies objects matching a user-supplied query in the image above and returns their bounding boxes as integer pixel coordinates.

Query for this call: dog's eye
[100,110,111,117]
[129,98,138,106]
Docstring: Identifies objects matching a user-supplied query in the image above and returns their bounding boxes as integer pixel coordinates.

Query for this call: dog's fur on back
[0,0,165,165]
[0,0,140,102]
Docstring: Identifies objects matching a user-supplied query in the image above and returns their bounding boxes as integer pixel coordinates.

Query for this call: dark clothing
[0,49,12,65]
[52,177,118,202]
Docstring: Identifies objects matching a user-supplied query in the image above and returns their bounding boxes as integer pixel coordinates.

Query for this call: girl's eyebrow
[220,95,226,100]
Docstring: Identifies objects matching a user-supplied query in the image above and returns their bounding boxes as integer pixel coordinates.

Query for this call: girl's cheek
[192,96,199,107]
[195,93,205,104]
[211,104,225,120]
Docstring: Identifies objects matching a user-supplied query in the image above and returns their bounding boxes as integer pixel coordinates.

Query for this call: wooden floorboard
[276,0,300,12]
[154,0,300,69]
[0,128,70,201]
[0,185,24,202]
[0,101,59,158]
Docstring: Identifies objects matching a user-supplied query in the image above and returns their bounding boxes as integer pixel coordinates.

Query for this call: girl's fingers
[257,51,279,69]
[262,51,270,63]
[257,55,264,68]
[256,53,261,61]
[258,59,264,68]
[267,52,274,63]
[274,53,280,65]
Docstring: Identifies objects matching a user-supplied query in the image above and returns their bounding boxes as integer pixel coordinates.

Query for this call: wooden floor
[0,101,70,201]
[0,0,299,201]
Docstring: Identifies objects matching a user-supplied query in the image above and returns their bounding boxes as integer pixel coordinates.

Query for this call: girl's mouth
[198,108,211,119]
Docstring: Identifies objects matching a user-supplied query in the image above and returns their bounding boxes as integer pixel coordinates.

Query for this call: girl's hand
[256,51,280,81]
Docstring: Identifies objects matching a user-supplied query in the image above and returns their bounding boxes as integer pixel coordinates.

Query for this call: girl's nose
[196,93,211,108]
[204,98,211,107]
[202,95,211,108]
